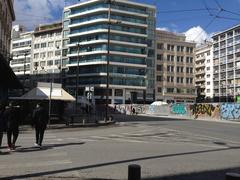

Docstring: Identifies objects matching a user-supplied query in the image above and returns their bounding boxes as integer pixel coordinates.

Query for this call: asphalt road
[1,116,240,180]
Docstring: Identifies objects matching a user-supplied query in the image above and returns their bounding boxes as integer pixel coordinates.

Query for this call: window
[55,50,61,56]
[167,76,174,82]
[34,44,40,49]
[167,65,174,72]
[41,43,46,48]
[33,62,39,67]
[55,40,61,48]
[167,44,174,51]
[167,55,174,61]
[47,60,53,66]
[34,53,39,59]
[177,56,183,62]
[177,46,184,52]
[157,54,163,60]
[157,65,162,71]
[40,52,46,58]
[55,59,61,65]
[157,87,162,93]
[115,89,123,96]
[167,88,174,93]
[206,67,210,71]
[48,41,54,47]
[157,43,163,49]
[48,51,53,57]
[207,74,210,78]
[207,82,210,85]
[157,76,162,81]
[56,32,61,36]
[40,61,45,67]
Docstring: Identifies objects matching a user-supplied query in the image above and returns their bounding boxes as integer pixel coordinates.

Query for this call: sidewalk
[138,113,240,124]
[19,120,116,131]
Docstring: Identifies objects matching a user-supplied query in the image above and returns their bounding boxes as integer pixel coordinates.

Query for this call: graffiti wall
[189,104,220,119]
[221,103,240,120]
[111,103,239,121]
[171,104,187,115]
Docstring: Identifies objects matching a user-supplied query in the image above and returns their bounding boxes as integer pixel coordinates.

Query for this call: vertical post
[105,0,111,121]
[48,76,52,125]
[75,43,80,114]
[22,52,27,94]
[234,67,236,103]
[128,164,141,180]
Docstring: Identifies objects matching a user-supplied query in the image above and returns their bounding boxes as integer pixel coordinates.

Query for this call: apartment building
[0,0,22,99]
[32,22,63,83]
[195,44,214,100]
[213,24,240,101]
[10,32,33,75]
[10,31,32,92]
[155,30,196,103]
[63,0,156,104]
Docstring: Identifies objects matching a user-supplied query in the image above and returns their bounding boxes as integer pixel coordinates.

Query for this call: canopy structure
[151,101,168,106]
[10,82,75,101]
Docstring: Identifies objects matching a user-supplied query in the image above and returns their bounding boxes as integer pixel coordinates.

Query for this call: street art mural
[171,104,187,115]
[190,104,220,119]
[221,103,240,120]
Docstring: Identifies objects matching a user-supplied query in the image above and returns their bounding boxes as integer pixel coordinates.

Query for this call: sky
[14,0,240,44]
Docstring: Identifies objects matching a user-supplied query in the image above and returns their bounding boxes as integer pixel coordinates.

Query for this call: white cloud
[184,26,212,46]
[156,27,170,31]
[14,0,65,30]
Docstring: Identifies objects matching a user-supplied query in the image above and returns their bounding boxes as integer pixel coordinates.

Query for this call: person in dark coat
[4,102,20,150]
[32,103,49,147]
[0,103,6,148]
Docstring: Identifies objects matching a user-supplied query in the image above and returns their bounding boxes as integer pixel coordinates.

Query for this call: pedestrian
[4,102,20,151]
[0,102,6,150]
[32,103,48,148]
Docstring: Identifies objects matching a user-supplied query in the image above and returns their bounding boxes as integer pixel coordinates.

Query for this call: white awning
[10,82,75,101]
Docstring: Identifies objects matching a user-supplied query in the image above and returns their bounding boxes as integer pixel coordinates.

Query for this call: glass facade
[64,0,156,103]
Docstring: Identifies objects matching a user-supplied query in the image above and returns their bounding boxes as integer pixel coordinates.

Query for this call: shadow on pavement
[15,142,85,153]
[2,146,240,179]
[142,167,240,180]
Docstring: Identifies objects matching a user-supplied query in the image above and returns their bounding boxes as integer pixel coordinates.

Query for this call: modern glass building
[63,0,156,104]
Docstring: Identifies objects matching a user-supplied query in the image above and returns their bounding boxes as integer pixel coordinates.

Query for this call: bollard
[128,164,141,180]
[226,173,240,180]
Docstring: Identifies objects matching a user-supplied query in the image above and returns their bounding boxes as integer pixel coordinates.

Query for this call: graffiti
[190,104,219,118]
[221,103,240,120]
[171,104,186,115]
[133,104,146,114]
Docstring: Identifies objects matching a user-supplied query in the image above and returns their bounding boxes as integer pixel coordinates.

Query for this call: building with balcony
[63,0,156,104]
[10,30,33,93]
[0,0,22,100]
[155,30,196,103]
[31,22,63,84]
[212,24,240,101]
[195,44,214,100]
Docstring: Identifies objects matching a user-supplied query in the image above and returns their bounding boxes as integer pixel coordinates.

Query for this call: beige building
[195,44,214,99]
[155,30,196,103]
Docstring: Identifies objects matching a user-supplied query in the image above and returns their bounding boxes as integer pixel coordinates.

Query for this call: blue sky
[14,0,240,43]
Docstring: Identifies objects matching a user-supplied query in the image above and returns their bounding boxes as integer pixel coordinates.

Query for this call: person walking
[32,103,48,148]
[0,102,6,150]
[4,102,20,151]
